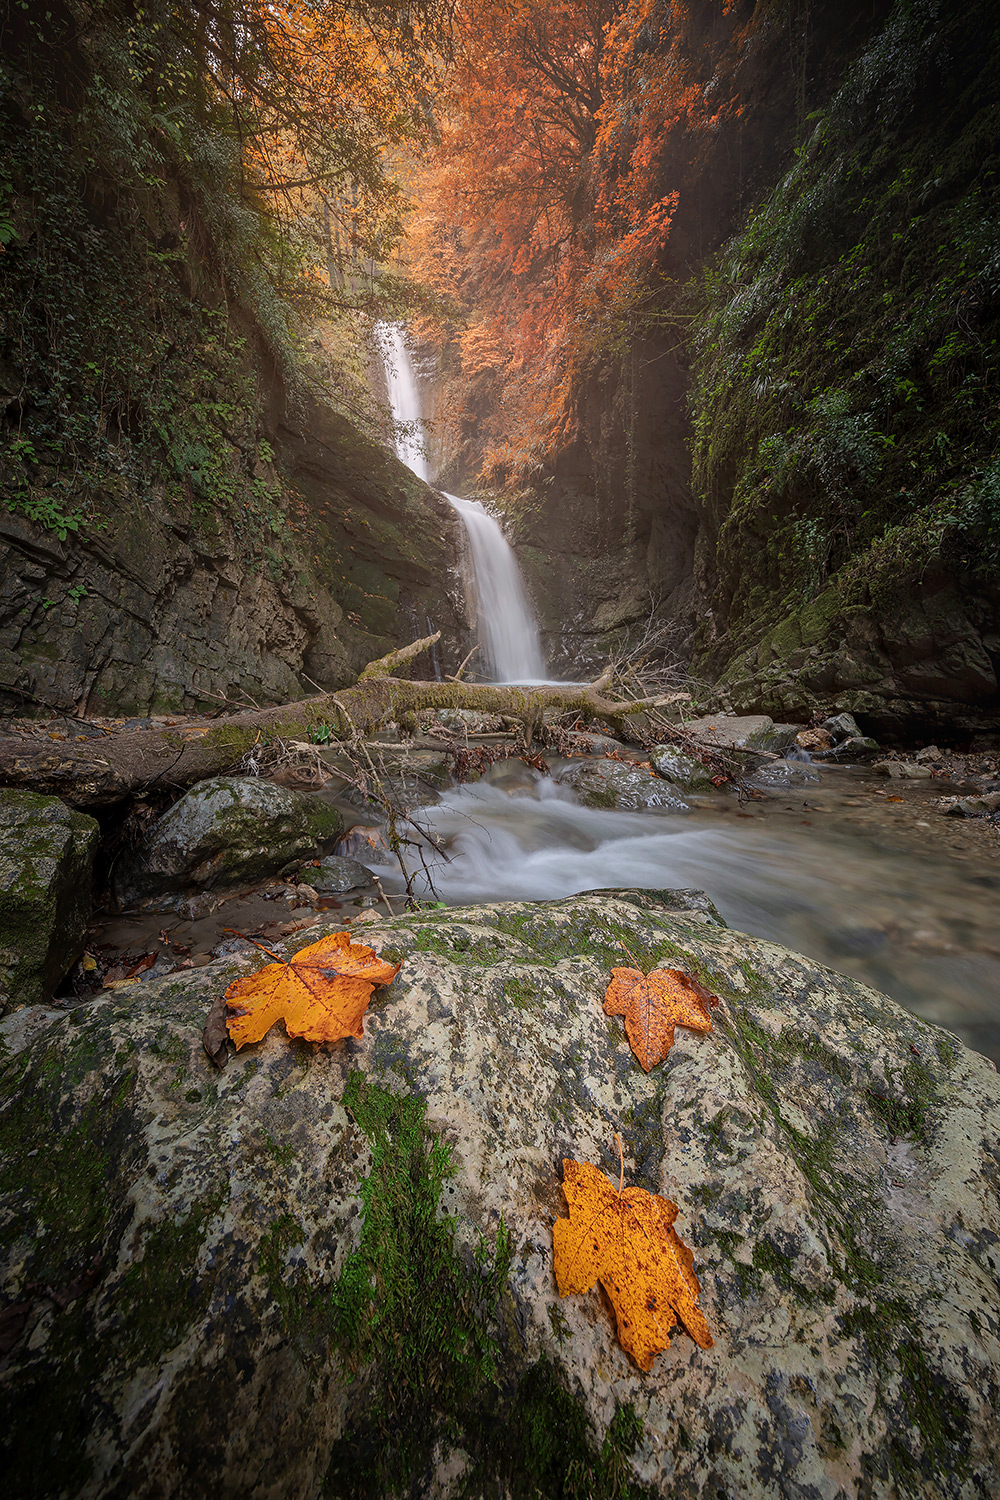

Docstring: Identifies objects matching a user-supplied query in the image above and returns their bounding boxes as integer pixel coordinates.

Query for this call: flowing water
[359,760,1000,1065]
[442,493,546,681]
[379,324,547,682]
[378,322,431,482]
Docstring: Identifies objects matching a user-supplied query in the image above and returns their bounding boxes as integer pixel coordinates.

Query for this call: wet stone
[748,758,820,789]
[649,744,716,791]
[313,855,373,893]
[556,758,689,811]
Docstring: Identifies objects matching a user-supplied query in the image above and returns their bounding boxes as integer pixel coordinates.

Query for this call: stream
[362,758,1000,1065]
[87,334,1000,1069]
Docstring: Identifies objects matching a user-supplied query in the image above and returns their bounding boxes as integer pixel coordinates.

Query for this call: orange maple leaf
[224,931,400,1048]
[603,965,716,1071]
[553,1143,713,1370]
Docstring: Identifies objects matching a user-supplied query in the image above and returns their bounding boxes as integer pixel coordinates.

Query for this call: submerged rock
[556,759,689,811]
[112,776,343,909]
[1,892,998,1498]
[748,757,820,789]
[0,789,99,1013]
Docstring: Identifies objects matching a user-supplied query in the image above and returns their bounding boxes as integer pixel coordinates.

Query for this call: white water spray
[378,323,547,682]
[444,493,546,681]
[379,323,430,482]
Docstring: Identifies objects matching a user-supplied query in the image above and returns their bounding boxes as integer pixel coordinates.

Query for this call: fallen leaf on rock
[603,965,716,1071]
[125,953,156,979]
[553,1145,713,1370]
[225,931,400,1048]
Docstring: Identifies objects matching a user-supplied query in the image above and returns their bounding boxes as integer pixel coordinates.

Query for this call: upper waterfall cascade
[378,324,547,683]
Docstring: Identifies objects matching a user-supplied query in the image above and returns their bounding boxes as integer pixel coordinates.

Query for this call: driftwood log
[0,635,681,807]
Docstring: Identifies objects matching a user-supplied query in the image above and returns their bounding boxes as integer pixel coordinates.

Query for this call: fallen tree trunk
[0,642,683,807]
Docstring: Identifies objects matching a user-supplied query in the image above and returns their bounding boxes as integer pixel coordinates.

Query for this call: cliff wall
[508,0,999,739]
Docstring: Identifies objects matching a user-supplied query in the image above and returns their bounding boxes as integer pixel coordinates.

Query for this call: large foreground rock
[113,776,343,908]
[1,892,998,1498]
[0,789,98,1014]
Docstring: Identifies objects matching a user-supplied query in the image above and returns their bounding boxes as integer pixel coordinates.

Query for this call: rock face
[112,777,343,908]
[0,789,99,1013]
[0,402,466,718]
[2,891,998,1499]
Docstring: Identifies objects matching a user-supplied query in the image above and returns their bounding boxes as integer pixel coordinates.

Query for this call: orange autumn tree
[408,0,744,484]
[171,0,454,318]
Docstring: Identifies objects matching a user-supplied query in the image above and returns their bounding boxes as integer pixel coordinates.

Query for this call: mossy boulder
[1,892,998,1498]
[0,790,98,1014]
[112,776,343,909]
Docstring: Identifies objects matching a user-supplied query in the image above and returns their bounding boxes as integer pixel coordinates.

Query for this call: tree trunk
[0,673,679,809]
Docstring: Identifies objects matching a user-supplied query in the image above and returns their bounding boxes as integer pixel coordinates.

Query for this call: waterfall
[442,493,546,682]
[378,323,547,683]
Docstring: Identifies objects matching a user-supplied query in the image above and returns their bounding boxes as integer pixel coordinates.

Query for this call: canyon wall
[0,2,465,718]
[508,0,999,738]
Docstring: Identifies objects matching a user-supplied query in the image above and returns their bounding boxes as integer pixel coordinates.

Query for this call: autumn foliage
[603,965,717,1071]
[407,0,748,482]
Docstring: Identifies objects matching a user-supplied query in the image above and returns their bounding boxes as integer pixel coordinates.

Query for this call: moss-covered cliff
[466,0,998,738]
[689,0,1000,738]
